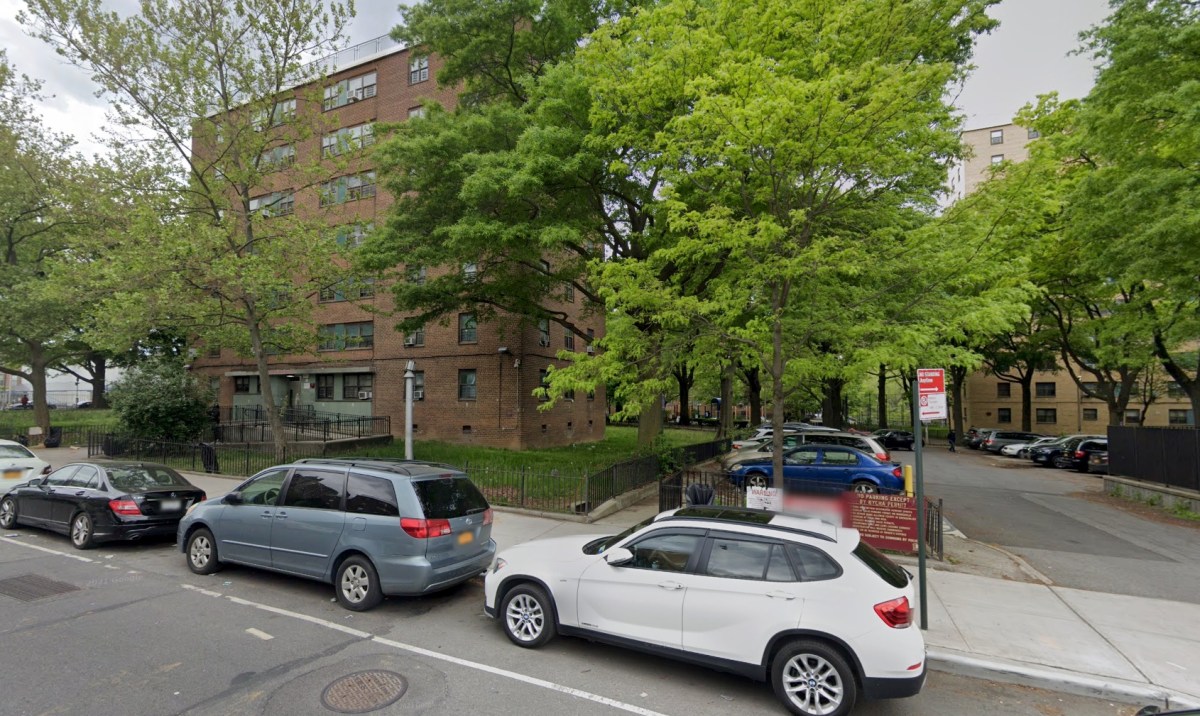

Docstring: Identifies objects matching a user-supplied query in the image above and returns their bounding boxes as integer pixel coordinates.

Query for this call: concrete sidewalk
[27,444,1200,709]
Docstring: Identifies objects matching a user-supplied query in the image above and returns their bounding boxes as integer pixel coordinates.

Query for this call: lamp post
[404,360,415,460]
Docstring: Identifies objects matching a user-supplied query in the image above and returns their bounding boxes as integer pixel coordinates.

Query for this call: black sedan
[0,461,205,549]
[872,429,916,450]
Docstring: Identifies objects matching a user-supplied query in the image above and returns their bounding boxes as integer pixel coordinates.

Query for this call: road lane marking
[0,536,94,562]
[245,628,274,640]
[181,584,671,716]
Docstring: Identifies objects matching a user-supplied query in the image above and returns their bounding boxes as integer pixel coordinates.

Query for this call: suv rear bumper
[862,666,926,699]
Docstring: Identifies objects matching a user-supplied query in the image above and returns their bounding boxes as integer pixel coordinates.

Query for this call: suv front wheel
[501,584,557,648]
[772,639,857,716]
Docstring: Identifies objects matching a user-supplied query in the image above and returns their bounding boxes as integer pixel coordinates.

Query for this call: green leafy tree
[108,357,213,440]
[22,0,356,457]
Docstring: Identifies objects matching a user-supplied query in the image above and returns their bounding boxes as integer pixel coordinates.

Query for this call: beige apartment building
[953,123,1193,430]
[189,36,606,449]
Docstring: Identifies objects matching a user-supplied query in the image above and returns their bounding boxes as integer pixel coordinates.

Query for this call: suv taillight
[874,596,912,628]
[108,499,141,516]
[400,517,452,539]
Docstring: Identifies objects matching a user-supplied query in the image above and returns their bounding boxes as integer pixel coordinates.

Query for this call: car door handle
[658,581,683,591]
[74,491,86,496]
[274,511,287,519]
[766,590,796,600]
[260,510,273,519]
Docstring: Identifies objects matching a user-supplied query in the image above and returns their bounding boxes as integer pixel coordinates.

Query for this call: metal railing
[87,433,328,477]
[925,496,944,561]
[222,405,390,442]
[461,464,588,514]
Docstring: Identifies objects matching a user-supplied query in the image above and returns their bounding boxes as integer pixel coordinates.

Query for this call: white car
[0,439,51,496]
[484,506,925,716]
[1002,436,1059,458]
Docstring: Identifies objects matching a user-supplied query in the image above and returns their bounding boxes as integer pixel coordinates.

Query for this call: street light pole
[404,360,415,460]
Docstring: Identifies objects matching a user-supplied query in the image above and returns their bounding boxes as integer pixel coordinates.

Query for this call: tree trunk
[717,361,733,440]
[950,365,967,437]
[638,397,664,447]
[877,364,888,429]
[771,318,786,491]
[90,354,108,408]
[822,377,845,430]
[676,369,692,426]
[29,343,51,441]
[1020,374,1034,432]
[743,366,763,426]
[247,314,287,460]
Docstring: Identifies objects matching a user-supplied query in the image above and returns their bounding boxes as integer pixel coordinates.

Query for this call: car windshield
[107,466,192,492]
[583,514,657,555]
[0,445,37,459]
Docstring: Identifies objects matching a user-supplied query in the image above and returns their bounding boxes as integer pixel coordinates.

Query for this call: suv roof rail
[292,457,463,474]
[661,506,838,543]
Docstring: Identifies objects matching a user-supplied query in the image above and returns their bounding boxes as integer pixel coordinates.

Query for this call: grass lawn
[0,408,118,440]
[342,425,719,475]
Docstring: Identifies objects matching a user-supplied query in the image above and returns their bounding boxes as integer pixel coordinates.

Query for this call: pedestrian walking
[948,430,957,452]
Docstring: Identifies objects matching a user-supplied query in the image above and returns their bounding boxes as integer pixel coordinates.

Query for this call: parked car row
[1,454,927,715]
[723,430,891,470]
[967,428,1109,474]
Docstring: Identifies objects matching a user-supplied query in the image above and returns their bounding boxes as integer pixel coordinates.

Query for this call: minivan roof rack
[292,457,463,475]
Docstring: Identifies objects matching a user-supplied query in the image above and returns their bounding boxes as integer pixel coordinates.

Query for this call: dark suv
[178,458,496,610]
[1054,438,1108,472]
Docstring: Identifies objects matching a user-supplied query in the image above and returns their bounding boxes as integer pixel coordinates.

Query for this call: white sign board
[918,392,948,421]
[746,486,782,512]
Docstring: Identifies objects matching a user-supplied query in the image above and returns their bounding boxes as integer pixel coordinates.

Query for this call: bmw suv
[179,458,495,611]
[485,506,925,716]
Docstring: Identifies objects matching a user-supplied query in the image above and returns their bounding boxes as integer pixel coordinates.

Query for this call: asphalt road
[0,520,1154,716]
[913,445,1200,604]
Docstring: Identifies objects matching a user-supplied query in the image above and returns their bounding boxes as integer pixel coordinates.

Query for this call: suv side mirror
[603,547,633,566]
[223,491,243,505]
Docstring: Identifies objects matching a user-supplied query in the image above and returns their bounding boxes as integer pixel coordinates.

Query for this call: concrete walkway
[26,444,1200,709]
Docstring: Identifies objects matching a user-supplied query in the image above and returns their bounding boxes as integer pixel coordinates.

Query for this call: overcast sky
[0,0,1113,158]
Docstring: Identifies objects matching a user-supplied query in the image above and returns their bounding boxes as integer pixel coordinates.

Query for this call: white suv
[484,506,925,716]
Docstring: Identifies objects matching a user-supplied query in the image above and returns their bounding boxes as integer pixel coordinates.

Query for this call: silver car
[178,458,496,611]
[723,431,891,469]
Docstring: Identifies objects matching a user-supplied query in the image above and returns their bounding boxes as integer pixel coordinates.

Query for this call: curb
[928,648,1200,710]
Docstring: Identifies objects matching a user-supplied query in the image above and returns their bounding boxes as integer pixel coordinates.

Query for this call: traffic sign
[917,368,947,420]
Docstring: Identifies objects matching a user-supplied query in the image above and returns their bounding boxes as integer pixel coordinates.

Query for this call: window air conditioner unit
[404,336,417,346]
[412,389,424,400]
[585,346,595,354]
[357,391,372,400]
[539,339,550,347]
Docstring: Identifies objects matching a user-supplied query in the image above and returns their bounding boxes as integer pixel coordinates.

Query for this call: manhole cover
[0,574,80,602]
[320,670,408,714]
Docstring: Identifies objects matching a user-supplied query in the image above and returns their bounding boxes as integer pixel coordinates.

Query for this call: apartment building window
[205,345,221,358]
[996,382,1010,398]
[564,282,575,302]
[1081,381,1099,397]
[233,376,259,394]
[564,327,575,350]
[409,56,429,84]
[1036,408,1057,424]
[319,278,375,302]
[1167,381,1187,398]
[990,154,1004,165]
[343,373,373,400]
[408,106,426,120]
[319,322,374,350]
[990,129,1003,144]
[1081,408,1098,421]
[249,191,294,217]
[259,144,295,171]
[458,369,477,400]
[412,371,425,401]
[319,172,376,206]
[1027,128,1041,139]
[538,369,550,402]
[458,313,477,343]
[407,265,426,285]
[1169,409,1192,425]
[334,222,373,249]
[463,262,478,281]
[997,408,1011,423]
[254,98,295,128]
[1124,409,1141,424]
[316,375,334,400]
[1035,382,1056,398]
[538,318,550,347]
[321,123,375,158]
[324,71,377,110]
[404,326,425,347]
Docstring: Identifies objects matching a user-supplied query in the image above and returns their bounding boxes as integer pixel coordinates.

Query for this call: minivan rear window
[853,540,909,588]
[412,476,489,519]
[347,474,399,517]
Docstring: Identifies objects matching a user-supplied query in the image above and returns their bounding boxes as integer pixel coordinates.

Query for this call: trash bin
[43,427,63,448]
[199,442,220,474]
[684,483,715,507]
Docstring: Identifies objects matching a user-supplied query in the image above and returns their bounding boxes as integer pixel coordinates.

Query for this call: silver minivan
[178,458,495,611]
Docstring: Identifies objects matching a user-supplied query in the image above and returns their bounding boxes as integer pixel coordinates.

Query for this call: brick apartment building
[190,36,606,449]
[952,123,1192,430]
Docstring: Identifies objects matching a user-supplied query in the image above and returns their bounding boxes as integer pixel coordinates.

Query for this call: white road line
[181,584,670,716]
[0,536,94,562]
[180,583,224,598]
[244,627,274,641]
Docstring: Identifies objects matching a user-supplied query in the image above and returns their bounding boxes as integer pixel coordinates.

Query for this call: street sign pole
[911,385,928,630]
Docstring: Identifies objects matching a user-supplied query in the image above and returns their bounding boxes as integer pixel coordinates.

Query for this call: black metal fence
[87,433,328,477]
[587,439,732,511]
[462,465,588,513]
[221,405,390,443]
[1108,426,1200,492]
[924,496,944,561]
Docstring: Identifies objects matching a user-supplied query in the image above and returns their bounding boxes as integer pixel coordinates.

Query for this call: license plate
[3,469,20,480]
[161,500,182,511]
[457,531,474,545]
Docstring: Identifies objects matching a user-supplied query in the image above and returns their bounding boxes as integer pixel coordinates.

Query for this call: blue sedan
[728,446,904,494]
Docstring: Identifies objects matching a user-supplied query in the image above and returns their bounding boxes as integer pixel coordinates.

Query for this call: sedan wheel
[71,513,96,550]
[773,640,857,716]
[501,584,557,648]
[748,473,770,489]
[335,555,383,611]
[851,481,878,494]
[0,497,17,529]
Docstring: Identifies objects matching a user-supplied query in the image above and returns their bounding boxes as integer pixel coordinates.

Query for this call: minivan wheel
[501,584,557,648]
[335,555,383,611]
[851,481,878,494]
[186,527,222,575]
[0,497,17,529]
[70,512,96,550]
[772,639,857,716]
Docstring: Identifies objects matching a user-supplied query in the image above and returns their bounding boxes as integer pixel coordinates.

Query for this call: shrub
[108,358,214,441]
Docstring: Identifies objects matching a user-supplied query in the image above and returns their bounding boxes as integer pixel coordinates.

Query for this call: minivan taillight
[108,499,141,516]
[400,517,452,539]
[482,508,493,525]
[874,596,912,628]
